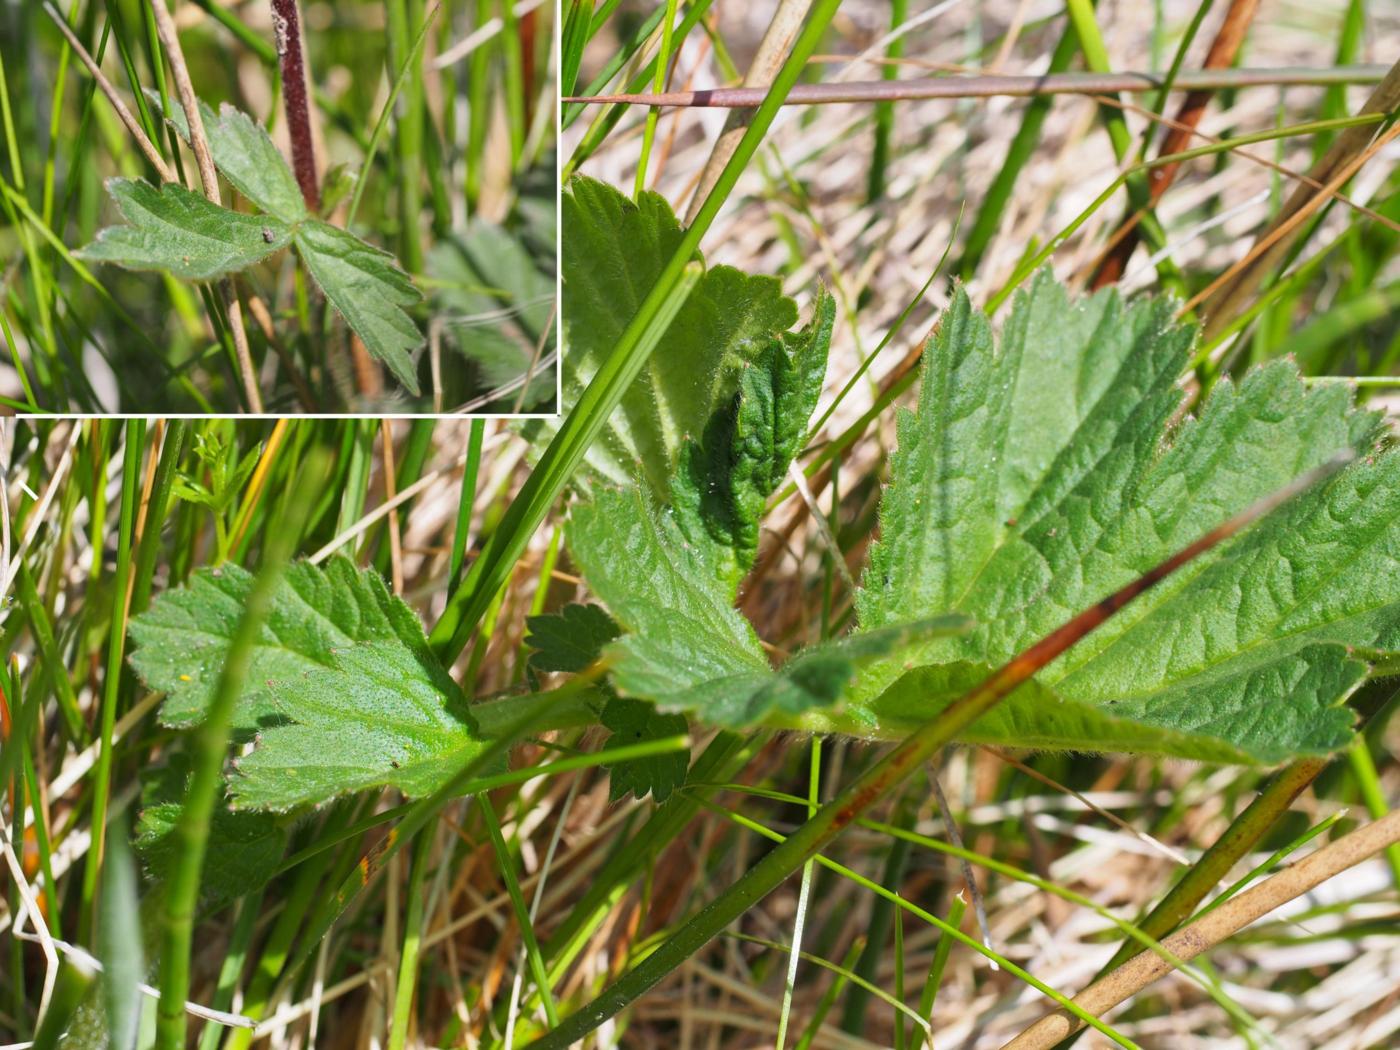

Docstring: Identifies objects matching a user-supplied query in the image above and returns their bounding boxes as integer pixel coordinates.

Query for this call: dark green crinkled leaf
[566,264,1400,766]
[844,269,1394,760]
[526,603,620,674]
[600,697,689,803]
[128,557,484,810]
[148,92,306,223]
[672,289,835,588]
[295,220,424,395]
[77,178,290,280]
[554,175,807,496]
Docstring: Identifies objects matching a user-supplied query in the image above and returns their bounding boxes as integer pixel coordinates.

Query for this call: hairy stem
[270,0,320,211]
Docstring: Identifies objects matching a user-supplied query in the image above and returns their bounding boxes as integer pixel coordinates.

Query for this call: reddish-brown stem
[271,0,320,211]
[1091,0,1261,288]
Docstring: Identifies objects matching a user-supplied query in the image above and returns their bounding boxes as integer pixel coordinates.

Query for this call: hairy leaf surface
[295,221,424,395]
[847,270,1391,760]
[129,558,484,810]
[77,178,290,280]
[150,92,307,222]
[566,269,1400,764]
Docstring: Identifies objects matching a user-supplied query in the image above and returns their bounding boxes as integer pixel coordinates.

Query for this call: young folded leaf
[129,557,485,810]
[672,288,835,589]
[76,178,291,280]
[550,175,808,495]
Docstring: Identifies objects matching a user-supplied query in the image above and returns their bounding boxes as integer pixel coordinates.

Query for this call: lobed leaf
[849,269,1394,760]
[295,220,424,395]
[76,178,290,280]
[566,265,1400,765]
[149,91,307,223]
[129,557,484,810]
[600,697,689,803]
[554,175,807,496]
[525,602,621,674]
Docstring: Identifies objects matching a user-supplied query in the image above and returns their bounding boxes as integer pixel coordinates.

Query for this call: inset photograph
[0,1,557,414]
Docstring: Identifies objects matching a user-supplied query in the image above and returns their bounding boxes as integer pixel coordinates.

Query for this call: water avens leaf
[76,178,290,280]
[148,91,307,223]
[553,175,809,495]
[565,269,1400,764]
[294,220,424,395]
[128,557,484,810]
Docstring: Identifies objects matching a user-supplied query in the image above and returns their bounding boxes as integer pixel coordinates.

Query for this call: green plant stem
[449,418,486,592]
[429,0,844,668]
[386,0,426,271]
[1346,739,1400,889]
[388,825,435,1050]
[633,0,678,198]
[152,520,297,1049]
[79,418,145,946]
[918,891,967,1046]
[482,795,559,1026]
[130,420,188,615]
[14,562,85,744]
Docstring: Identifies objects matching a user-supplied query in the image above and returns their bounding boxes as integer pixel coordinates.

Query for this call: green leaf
[135,753,286,903]
[77,178,290,280]
[566,267,1400,765]
[525,603,621,674]
[295,220,424,396]
[672,288,835,587]
[600,697,689,803]
[128,557,485,810]
[148,91,307,223]
[567,485,969,727]
[555,175,807,496]
[850,268,1394,761]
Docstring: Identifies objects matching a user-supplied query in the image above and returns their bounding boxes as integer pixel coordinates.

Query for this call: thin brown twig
[41,2,173,183]
[1001,809,1400,1050]
[1185,116,1400,321]
[148,0,265,413]
[567,64,1391,108]
[1199,56,1400,340]
[1092,0,1261,288]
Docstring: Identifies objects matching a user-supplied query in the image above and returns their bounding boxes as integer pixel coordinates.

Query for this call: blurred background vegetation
[0,0,557,413]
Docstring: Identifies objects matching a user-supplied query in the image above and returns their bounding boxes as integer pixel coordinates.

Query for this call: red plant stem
[1091,0,1261,288]
[270,0,320,211]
